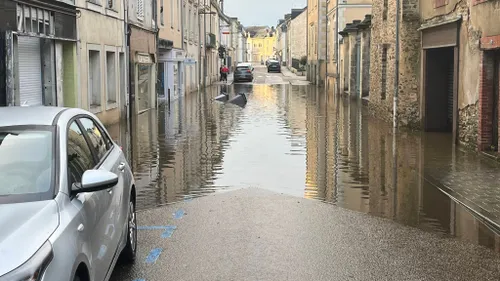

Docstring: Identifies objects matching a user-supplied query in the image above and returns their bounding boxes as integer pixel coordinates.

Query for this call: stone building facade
[307,0,327,86]
[368,0,420,128]
[288,8,307,71]
[419,0,500,151]
[339,16,371,99]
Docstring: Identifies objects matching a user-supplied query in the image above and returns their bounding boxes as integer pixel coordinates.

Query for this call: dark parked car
[234,66,254,83]
[267,61,281,73]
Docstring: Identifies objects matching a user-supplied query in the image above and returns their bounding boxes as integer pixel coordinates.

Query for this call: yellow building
[246,27,277,63]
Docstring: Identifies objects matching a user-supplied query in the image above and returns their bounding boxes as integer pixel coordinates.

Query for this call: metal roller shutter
[18,36,43,106]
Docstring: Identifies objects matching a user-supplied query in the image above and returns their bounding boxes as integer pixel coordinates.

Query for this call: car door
[78,117,126,274]
[67,120,113,281]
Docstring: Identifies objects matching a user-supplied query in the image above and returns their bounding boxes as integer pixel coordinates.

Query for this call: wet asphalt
[107,67,500,281]
[111,188,500,281]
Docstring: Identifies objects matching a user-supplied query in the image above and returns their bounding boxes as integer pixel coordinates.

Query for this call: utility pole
[203,0,207,89]
[198,0,201,90]
[394,0,401,128]
[335,0,340,96]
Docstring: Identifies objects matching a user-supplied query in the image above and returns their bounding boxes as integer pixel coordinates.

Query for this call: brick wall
[478,51,496,151]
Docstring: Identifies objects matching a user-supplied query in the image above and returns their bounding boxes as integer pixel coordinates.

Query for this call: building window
[119,52,125,103]
[160,0,164,25]
[106,51,116,104]
[383,0,388,20]
[381,45,388,100]
[137,0,144,19]
[107,0,113,9]
[89,50,101,109]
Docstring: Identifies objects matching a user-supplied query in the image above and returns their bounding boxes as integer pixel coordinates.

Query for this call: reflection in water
[116,84,500,252]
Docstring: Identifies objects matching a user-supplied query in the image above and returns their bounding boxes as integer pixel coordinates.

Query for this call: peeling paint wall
[420,0,500,149]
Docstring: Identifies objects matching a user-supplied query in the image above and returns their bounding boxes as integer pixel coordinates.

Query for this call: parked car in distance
[267,60,281,73]
[0,106,137,281]
[234,65,254,83]
[237,62,254,72]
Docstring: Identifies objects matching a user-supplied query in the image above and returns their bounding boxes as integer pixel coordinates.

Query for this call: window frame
[65,114,115,193]
[0,125,57,204]
[88,44,102,113]
[66,120,97,191]
[76,116,114,166]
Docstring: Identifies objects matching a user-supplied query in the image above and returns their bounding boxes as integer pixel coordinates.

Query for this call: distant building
[287,8,307,72]
[246,26,277,63]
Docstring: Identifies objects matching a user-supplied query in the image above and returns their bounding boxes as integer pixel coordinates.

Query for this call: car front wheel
[120,200,137,263]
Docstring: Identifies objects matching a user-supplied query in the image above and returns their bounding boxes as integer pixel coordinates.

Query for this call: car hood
[0,200,59,276]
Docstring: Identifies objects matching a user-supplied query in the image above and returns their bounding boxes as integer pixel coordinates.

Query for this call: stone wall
[459,102,479,149]
[360,28,371,98]
[290,9,307,62]
[368,0,420,128]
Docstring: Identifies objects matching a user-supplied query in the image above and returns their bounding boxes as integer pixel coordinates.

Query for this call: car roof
[0,106,68,127]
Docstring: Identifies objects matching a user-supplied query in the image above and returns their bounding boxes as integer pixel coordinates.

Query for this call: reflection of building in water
[132,88,244,207]
[304,88,318,199]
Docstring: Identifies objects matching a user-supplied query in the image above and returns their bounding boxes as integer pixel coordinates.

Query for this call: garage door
[18,36,43,106]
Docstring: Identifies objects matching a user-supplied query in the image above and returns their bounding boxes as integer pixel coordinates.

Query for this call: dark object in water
[228,93,247,108]
[215,92,229,102]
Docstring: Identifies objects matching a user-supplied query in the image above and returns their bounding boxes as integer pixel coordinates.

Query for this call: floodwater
[108,83,500,252]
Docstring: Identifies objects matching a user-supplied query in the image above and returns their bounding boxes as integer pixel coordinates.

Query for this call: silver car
[0,107,137,281]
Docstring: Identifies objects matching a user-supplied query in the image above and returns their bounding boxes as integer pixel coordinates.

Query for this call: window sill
[90,105,102,114]
[106,101,118,110]
[106,8,119,18]
[86,1,102,13]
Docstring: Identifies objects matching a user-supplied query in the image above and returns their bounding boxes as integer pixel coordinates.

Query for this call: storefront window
[137,64,151,112]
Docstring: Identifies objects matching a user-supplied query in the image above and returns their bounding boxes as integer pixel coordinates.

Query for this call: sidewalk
[281,67,310,85]
[421,134,500,232]
[213,73,234,85]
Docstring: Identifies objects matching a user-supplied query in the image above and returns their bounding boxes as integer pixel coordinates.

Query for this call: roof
[0,106,67,127]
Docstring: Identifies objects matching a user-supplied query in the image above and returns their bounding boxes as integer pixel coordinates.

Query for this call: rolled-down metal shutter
[18,36,43,106]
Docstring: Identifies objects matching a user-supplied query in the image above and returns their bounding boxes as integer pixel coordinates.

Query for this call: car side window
[79,117,112,161]
[67,122,95,188]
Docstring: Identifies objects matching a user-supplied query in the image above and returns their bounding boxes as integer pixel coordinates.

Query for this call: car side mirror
[72,170,118,194]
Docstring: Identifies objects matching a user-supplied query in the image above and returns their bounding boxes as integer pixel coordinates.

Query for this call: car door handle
[118,162,126,172]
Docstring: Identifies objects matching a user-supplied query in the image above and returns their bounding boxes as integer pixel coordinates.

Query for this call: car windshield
[236,66,250,71]
[0,126,54,203]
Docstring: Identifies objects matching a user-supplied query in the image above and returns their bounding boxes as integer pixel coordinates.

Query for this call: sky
[223,0,307,27]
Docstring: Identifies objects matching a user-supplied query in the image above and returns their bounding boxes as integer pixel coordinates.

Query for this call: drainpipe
[393,0,400,128]
[316,0,320,86]
[198,0,201,90]
[335,0,339,96]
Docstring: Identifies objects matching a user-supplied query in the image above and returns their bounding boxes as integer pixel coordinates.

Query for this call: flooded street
[110,77,500,252]
[108,68,500,281]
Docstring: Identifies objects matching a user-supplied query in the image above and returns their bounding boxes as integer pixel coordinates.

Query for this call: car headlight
[0,241,53,281]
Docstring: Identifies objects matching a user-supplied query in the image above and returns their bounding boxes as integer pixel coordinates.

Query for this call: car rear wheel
[120,200,137,263]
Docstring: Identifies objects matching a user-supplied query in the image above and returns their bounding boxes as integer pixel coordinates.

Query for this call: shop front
[3,0,77,107]
[158,46,185,102]
[129,25,156,114]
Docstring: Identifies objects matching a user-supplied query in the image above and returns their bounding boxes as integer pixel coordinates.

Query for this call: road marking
[162,226,178,238]
[138,226,171,230]
[145,248,163,264]
[173,209,185,219]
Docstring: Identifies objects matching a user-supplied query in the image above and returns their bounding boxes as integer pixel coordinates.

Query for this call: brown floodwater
[107,84,500,252]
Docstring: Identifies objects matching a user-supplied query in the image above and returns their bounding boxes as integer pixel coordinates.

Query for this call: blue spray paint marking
[145,248,162,264]
[161,226,177,238]
[173,209,185,219]
[138,226,171,230]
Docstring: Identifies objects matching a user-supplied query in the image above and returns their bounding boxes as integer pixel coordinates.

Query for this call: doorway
[424,47,455,132]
